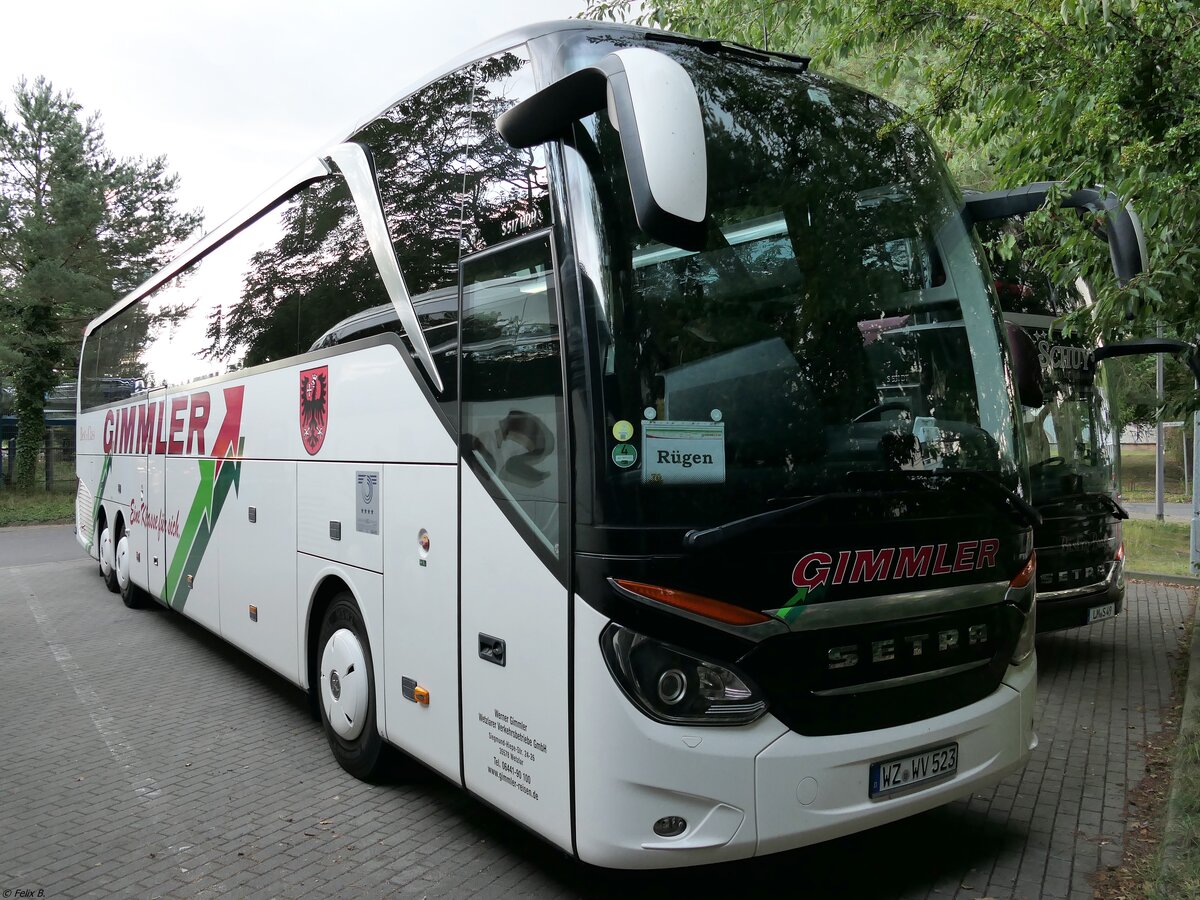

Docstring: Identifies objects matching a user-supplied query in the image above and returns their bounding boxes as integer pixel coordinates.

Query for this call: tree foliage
[0,77,200,488]
[585,1,1200,355]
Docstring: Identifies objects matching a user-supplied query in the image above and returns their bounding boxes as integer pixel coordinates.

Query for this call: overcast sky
[1,0,587,235]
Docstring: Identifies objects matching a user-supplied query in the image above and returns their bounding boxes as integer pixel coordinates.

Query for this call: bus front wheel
[317,594,391,781]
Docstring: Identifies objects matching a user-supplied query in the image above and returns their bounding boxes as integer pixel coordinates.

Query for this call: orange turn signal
[613,579,771,626]
[1009,551,1036,589]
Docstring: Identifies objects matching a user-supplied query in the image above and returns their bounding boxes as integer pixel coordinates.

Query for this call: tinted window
[561,37,1019,528]
[461,235,564,556]
[81,178,390,408]
[463,49,551,253]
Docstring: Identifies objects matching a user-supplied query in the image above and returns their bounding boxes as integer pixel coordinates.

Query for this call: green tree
[0,77,200,489]
[586,1,1200,352]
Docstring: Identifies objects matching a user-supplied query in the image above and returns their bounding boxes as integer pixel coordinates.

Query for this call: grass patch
[0,490,74,527]
[1157,735,1200,898]
[1124,520,1193,577]
[1118,613,1200,900]
[1122,444,1191,504]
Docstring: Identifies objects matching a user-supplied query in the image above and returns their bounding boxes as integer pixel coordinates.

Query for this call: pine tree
[0,77,200,489]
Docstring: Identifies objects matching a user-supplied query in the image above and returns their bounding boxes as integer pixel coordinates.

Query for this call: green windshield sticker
[612,443,637,468]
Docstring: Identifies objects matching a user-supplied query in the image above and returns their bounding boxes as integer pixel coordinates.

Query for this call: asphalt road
[0,532,1192,898]
[1123,501,1192,522]
[0,522,82,567]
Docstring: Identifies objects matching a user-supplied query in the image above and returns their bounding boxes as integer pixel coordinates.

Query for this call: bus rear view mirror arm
[497,48,708,252]
[1091,338,1200,384]
[964,182,1148,287]
[325,142,445,393]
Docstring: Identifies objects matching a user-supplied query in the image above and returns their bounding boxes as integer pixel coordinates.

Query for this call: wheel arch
[305,574,352,699]
[300,564,386,737]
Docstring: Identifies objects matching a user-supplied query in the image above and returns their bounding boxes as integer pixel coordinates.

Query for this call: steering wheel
[1029,456,1066,471]
[851,400,912,424]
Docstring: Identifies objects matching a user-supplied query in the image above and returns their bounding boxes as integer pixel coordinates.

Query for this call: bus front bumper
[573,599,1037,869]
[753,653,1036,857]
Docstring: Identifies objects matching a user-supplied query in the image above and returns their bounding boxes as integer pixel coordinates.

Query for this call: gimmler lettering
[792,539,1001,590]
[102,392,212,456]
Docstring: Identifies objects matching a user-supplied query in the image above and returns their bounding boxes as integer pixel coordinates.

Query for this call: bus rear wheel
[317,594,391,781]
[115,533,145,609]
[100,525,119,593]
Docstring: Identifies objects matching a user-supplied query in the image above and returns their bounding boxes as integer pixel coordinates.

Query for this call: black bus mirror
[1090,338,1200,383]
[1005,323,1045,407]
[965,182,1148,287]
[498,47,708,251]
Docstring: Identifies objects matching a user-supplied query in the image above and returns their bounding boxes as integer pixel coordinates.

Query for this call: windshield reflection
[561,35,1021,528]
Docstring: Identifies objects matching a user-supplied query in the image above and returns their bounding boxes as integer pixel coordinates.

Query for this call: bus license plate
[869,742,958,799]
[1088,602,1116,624]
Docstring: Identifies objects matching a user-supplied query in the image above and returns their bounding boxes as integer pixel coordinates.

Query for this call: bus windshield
[1003,309,1116,504]
[1024,356,1116,501]
[566,40,1020,528]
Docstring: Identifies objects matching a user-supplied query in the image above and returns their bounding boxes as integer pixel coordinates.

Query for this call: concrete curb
[1127,570,1200,587]
[1161,583,1200,877]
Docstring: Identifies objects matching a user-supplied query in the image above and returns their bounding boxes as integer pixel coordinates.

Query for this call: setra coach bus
[975,193,1196,633]
[75,21,1144,868]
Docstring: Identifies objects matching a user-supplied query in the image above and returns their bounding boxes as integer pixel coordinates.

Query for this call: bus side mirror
[1091,338,1200,383]
[965,182,1148,286]
[1005,323,1044,407]
[497,48,708,251]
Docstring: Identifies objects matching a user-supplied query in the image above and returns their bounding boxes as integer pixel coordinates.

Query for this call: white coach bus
[78,21,1050,868]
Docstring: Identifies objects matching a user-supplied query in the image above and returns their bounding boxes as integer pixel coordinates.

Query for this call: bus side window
[460,235,565,558]
[463,47,551,253]
[353,62,477,417]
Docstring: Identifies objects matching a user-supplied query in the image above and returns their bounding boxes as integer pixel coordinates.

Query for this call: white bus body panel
[301,343,456,465]
[459,469,571,853]
[572,599,1037,868]
[145,434,167,598]
[297,462,383,575]
[382,462,460,784]
[220,460,299,683]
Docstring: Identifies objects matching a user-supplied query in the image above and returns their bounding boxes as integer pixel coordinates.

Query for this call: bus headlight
[601,624,767,725]
[1012,603,1036,665]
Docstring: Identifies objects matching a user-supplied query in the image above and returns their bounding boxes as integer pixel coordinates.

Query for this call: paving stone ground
[0,557,1192,899]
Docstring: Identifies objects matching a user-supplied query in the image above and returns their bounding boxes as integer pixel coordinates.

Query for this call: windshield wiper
[683,491,874,551]
[1039,492,1129,520]
[850,469,1042,528]
[684,470,1041,552]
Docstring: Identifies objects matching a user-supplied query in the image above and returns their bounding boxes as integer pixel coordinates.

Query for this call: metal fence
[0,426,76,492]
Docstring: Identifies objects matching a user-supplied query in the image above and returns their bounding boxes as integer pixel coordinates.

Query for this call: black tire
[102,526,120,594]
[121,582,148,608]
[316,593,391,781]
[119,546,146,609]
[114,531,144,608]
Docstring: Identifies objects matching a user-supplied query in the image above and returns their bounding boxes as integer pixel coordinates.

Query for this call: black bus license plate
[869,742,958,799]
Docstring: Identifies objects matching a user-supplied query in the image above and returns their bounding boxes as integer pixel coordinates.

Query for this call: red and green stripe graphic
[165,386,246,609]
